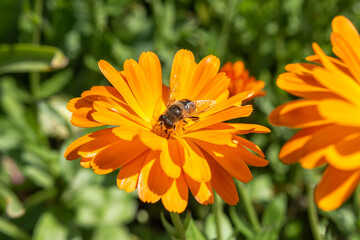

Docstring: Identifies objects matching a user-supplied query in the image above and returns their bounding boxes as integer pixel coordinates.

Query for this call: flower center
[152,120,186,139]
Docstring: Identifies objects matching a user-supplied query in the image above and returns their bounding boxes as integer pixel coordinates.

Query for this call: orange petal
[80,157,92,168]
[194,139,253,183]
[200,90,254,118]
[147,152,173,195]
[198,72,230,101]
[78,129,121,158]
[184,130,233,145]
[331,16,360,84]
[139,51,163,104]
[312,44,360,106]
[123,58,157,119]
[317,99,360,127]
[325,132,360,170]
[161,173,189,213]
[189,105,253,132]
[71,108,104,128]
[315,166,360,211]
[300,125,356,168]
[269,100,329,128]
[81,86,126,105]
[203,122,270,134]
[279,126,324,165]
[92,100,150,128]
[170,49,197,101]
[117,150,149,192]
[137,151,161,203]
[178,138,211,182]
[190,55,221,100]
[160,139,182,179]
[98,60,148,120]
[205,151,238,205]
[91,137,148,174]
[138,130,167,150]
[276,72,337,100]
[184,174,214,205]
[64,128,114,160]
[233,135,265,158]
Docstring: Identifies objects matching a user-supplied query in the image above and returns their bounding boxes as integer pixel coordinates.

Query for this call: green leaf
[185,218,206,240]
[205,212,235,240]
[160,212,177,237]
[0,44,68,74]
[0,183,26,218]
[0,217,30,240]
[93,226,132,240]
[32,212,67,240]
[22,165,54,189]
[37,69,73,99]
[229,206,254,239]
[255,193,287,240]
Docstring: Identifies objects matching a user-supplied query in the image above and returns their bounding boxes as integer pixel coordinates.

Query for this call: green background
[0,0,360,239]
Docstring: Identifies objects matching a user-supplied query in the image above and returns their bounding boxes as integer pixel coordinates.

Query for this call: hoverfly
[157,75,216,138]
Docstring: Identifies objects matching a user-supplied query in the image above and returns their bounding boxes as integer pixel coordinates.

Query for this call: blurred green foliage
[1,0,360,239]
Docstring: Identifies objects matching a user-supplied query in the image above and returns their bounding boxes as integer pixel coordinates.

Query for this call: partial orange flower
[64,49,270,213]
[269,16,360,211]
[220,60,266,99]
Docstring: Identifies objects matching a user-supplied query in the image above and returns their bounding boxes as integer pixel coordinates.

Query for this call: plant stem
[236,181,260,231]
[213,194,223,240]
[307,184,323,240]
[170,212,186,240]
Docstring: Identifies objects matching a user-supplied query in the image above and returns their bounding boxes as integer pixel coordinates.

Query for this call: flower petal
[184,174,214,205]
[205,151,238,205]
[189,105,253,132]
[317,99,360,127]
[161,173,189,213]
[277,72,337,100]
[312,44,360,106]
[64,128,114,160]
[137,151,161,203]
[326,132,360,170]
[269,100,329,128]
[98,60,148,120]
[124,58,158,119]
[170,50,197,101]
[160,139,183,179]
[194,139,253,183]
[117,150,149,192]
[178,138,211,182]
[331,16,360,83]
[315,166,360,211]
[278,126,324,165]
[91,136,148,174]
[147,153,173,195]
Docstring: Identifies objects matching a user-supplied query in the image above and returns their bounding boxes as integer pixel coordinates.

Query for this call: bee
[157,75,216,137]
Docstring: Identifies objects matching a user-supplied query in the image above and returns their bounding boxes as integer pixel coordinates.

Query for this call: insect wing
[168,75,180,106]
[192,100,216,116]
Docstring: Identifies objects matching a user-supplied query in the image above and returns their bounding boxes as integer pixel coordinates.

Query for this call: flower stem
[213,194,223,240]
[170,212,186,240]
[307,184,323,240]
[236,181,260,231]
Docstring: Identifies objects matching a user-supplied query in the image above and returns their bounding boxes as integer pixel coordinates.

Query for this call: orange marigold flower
[64,49,270,213]
[220,60,266,99]
[269,16,360,211]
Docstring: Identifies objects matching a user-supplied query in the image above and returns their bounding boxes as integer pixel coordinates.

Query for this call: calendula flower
[269,16,360,211]
[64,49,270,213]
[220,60,266,99]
